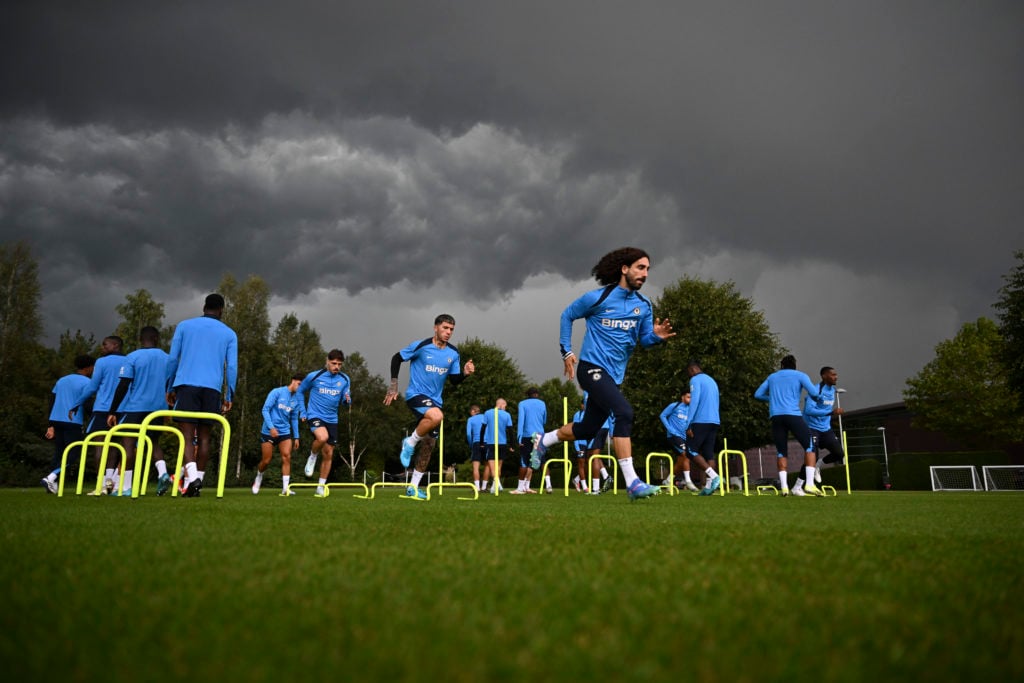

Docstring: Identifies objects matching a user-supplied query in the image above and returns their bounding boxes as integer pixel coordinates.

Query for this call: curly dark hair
[591,247,650,286]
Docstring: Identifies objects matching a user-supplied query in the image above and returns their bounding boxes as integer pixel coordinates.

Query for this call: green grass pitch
[1,487,1021,682]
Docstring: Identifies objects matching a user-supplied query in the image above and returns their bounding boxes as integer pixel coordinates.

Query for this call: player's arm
[384,352,405,405]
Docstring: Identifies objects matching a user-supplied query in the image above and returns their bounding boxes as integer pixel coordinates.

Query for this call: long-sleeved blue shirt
[688,372,720,425]
[660,401,690,437]
[73,353,125,412]
[802,383,836,431]
[118,347,171,413]
[261,385,303,437]
[754,369,819,417]
[559,284,663,384]
[299,368,351,423]
[166,315,238,400]
[516,398,547,440]
[466,412,487,446]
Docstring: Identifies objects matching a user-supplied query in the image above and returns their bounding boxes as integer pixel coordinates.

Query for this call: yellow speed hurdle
[539,397,572,496]
[141,410,232,498]
[425,419,477,501]
[587,454,619,495]
[717,441,750,496]
[645,452,676,496]
[57,436,130,496]
[102,422,185,497]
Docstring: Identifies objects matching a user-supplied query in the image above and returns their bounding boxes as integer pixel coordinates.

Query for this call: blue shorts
[405,395,440,418]
[260,432,293,445]
[573,361,633,440]
[470,443,484,463]
[666,435,687,455]
[308,418,338,446]
[172,386,223,424]
[686,423,718,461]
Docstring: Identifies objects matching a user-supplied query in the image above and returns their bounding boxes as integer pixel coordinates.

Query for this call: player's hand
[166,392,176,408]
[222,400,232,414]
[383,379,399,406]
[654,317,676,340]
[44,426,54,440]
[106,414,117,428]
[67,409,75,420]
[563,353,577,380]
[270,427,279,438]
[464,359,475,375]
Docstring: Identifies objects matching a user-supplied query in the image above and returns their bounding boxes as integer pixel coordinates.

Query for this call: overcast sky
[2,1,1021,410]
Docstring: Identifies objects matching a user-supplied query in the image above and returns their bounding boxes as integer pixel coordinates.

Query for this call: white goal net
[930,466,980,492]
[982,466,1024,492]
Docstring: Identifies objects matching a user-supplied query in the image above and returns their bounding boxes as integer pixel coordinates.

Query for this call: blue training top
[50,373,92,425]
[482,408,513,445]
[299,368,351,423]
[754,368,819,417]
[399,338,463,406]
[802,383,836,431]
[73,353,125,412]
[516,398,547,440]
[559,284,663,384]
[688,372,721,425]
[166,315,238,400]
[466,412,487,446]
[261,385,303,436]
[118,347,171,413]
[660,401,690,438]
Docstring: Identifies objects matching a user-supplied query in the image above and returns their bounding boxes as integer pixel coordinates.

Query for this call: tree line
[1,240,1021,486]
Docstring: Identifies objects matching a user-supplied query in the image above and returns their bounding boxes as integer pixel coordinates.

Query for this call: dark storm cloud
[2,1,1022,405]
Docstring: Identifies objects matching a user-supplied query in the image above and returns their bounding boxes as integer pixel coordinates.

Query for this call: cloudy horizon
[3,1,1021,410]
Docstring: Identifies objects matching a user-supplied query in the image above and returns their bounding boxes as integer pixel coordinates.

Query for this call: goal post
[930,465,980,492]
[982,466,1024,492]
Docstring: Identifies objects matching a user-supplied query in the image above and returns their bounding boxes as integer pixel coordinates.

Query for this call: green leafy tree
[994,249,1024,404]
[114,289,172,352]
[270,313,325,384]
[0,241,50,481]
[219,274,275,478]
[623,277,784,455]
[904,317,1024,447]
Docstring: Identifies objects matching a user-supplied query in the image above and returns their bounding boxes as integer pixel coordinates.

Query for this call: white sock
[683,471,693,483]
[705,466,718,480]
[474,479,480,489]
[123,470,133,491]
[410,470,424,487]
[105,468,116,479]
[795,477,804,488]
[805,466,815,485]
[544,475,552,489]
[618,458,638,486]
[601,468,610,480]
[541,431,560,448]
[155,460,168,477]
[47,471,58,482]
[571,475,579,485]
[318,477,327,486]
[592,478,600,491]
[779,472,788,489]
[254,471,263,483]
[518,479,527,491]
[408,432,422,445]
[197,470,205,482]
[282,475,290,490]
[185,462,198,481]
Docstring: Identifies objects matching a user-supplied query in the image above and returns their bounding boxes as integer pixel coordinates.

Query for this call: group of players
[41,246,843,501]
